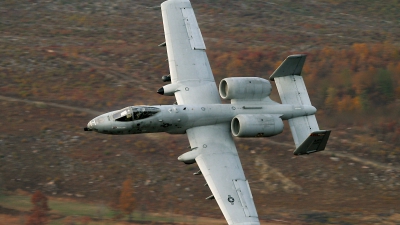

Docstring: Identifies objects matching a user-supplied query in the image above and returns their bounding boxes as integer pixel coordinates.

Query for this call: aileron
[181,7,206,50]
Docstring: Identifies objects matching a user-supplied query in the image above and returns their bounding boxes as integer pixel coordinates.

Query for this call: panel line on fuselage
[87,103,316,135]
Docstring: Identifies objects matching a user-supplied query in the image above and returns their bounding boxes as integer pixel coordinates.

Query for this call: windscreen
[113,107,133,121]
[112,106,160,122]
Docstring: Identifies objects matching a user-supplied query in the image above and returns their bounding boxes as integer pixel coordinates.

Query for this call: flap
[233,179,258,218]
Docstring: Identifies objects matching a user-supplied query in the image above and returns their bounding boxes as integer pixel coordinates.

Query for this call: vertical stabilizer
[270,54,310,105]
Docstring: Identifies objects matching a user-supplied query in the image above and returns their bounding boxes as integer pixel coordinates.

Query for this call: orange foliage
[210,42,400,113]
[337,95,362,112]
[119,177,136,220]
[26,190,50,225]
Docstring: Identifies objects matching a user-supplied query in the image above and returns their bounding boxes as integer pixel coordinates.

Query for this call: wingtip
[287,54,307,58]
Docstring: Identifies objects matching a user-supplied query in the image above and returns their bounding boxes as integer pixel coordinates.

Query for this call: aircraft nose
[84,115,109,132]
[87,120,94,129]
[84,119,96,131]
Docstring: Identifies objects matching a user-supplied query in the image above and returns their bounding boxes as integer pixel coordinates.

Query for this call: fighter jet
[84,0,330,224]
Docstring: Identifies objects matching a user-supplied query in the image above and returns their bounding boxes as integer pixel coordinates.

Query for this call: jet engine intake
[219,77,272,100]
[231,114,284,137]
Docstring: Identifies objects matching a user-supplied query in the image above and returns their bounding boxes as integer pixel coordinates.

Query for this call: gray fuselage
[86,103,316,135]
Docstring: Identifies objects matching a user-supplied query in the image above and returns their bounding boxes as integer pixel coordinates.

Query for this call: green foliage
[377,69,394,101]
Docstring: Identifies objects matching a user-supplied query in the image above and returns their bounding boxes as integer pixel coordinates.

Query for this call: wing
[187,123,260,225]
[161,1,259,224]
[161,0,220,104]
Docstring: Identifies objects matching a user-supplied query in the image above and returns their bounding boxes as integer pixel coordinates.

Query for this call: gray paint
[85,1,330,224]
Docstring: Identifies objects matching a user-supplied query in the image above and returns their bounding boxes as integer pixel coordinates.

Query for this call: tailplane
[270,54,330,155]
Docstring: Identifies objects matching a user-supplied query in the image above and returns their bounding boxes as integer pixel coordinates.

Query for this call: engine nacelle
[231,114,284,137]
[219,77,272,100]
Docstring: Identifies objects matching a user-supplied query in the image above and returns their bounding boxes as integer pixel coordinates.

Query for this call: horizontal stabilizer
[289,115,319,147]
[293,130,331,155]
[270,54,331,153]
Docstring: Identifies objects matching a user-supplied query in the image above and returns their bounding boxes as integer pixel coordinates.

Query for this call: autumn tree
[0,176,4,198]
[26,190,51,225]
[119,177,136,221]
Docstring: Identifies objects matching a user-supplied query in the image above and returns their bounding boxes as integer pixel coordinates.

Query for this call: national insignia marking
[228,195,234,205]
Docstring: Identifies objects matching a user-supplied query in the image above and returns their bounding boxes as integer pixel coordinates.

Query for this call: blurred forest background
[0,0,399,224]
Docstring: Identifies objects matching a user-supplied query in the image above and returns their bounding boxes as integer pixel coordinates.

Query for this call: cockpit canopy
[113,106,160,122]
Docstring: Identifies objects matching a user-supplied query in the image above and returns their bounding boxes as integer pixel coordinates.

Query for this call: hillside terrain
[1,0,400,224]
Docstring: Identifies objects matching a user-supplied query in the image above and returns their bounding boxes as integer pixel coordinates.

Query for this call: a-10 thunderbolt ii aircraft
[84,0,331,224]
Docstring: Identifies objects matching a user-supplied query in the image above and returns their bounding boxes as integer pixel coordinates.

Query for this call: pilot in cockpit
[113,107,160,122]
